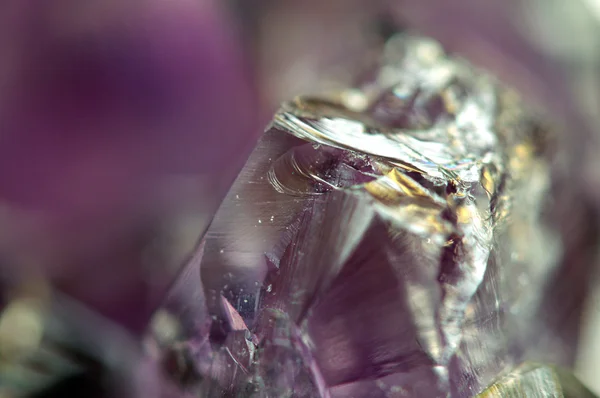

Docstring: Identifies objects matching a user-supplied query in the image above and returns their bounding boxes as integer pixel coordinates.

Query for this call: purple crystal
[147,34,594,397]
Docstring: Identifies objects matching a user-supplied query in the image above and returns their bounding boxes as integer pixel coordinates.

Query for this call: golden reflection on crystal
[480,166,496,198]
[264,34,560,396]
[456,206,474,225]
[375,203,453,241]
[364,178,403,204]
[386,168,433,199]
[477,363,597,398]
[478,363,562,398]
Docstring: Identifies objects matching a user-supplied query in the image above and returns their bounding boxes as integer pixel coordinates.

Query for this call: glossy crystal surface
[149,34,596,397]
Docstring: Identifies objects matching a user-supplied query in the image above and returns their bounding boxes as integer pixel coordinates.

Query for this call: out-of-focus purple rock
[0,0,261,333]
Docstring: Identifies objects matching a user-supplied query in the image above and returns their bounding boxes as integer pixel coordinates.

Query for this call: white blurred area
[577,284,600,395]
[528,0,600,395]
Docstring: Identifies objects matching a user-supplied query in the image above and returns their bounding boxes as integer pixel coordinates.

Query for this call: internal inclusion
[148,34,592,397]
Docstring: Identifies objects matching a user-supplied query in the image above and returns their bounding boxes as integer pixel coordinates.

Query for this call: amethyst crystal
[149,34,595,397]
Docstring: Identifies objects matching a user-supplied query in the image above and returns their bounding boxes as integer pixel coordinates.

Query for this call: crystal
[150,34,596,397]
